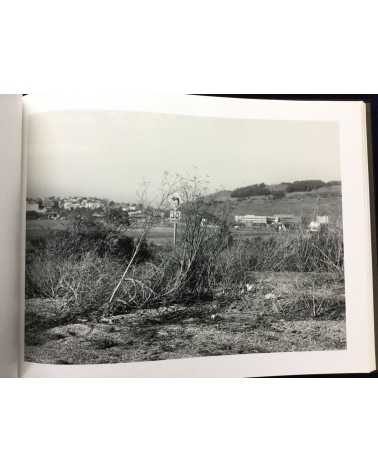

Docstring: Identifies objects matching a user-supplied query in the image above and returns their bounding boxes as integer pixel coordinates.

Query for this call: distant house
[309,221,321,232]
[26,200,46,219]
[63,202,81,210]
[26,202,39,212]
[272,215,301,225]
[129,210,143,217]
[148,210,166,220]
[26,201,46,214]
[44,198,57,211]
[235,215,268,226]
[316,215,329,225]
[234,214,301,228]
[309,215,329,232]
[85,201,102,210]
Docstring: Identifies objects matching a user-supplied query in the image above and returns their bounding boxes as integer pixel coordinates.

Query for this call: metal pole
[173,220,177,247]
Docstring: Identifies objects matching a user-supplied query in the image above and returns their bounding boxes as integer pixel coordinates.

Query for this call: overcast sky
[27,111,340,202]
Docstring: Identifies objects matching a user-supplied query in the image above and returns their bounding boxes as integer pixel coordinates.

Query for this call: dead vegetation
[24,272,346,364]
[25,174,346,364]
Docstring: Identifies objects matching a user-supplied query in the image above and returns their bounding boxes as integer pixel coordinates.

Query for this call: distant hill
[206,190,233,202]
[267,183,289,193]
[231,183,271,198]
[229,180,341,199]
[205,180,342,224]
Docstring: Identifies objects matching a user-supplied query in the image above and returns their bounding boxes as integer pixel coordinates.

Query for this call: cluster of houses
[27,197,141,217]
[234,214,329,232]
[61,198,103,211]
[26,197,168,224]
[26,196,330,233]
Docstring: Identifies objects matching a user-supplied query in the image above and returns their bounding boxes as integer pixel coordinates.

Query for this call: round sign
[169,193,182,209]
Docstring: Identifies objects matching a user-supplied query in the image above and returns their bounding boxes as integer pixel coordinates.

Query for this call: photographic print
[24,109,346,365]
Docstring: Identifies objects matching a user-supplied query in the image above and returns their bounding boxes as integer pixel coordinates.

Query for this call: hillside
[230,180,341,198]
[206,185,342,224]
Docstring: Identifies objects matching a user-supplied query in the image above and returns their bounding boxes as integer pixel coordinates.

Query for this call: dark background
[203,94,378,378]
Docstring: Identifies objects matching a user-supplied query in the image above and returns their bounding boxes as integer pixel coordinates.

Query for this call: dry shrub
[210,240,256,296]
[275,291,345,320]
[108,210,235,311]
[26,200,344,318]
[242,226,344,274]
[112,222,230,309]
[26,251,123,317]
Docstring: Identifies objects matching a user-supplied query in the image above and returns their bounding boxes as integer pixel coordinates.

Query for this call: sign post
[170,209,181,246]
[169,194,181,247]
[173,220,177,247]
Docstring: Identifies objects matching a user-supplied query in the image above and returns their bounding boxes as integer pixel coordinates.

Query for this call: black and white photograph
[2,8,378,472]
[24,102,347,365]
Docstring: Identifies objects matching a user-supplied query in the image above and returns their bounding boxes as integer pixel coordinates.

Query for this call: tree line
[230,180,341,198]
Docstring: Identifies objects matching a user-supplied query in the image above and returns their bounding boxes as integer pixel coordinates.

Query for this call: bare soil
[24,272,346,365]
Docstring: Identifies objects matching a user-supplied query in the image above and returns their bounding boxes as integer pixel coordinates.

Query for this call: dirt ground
[24,272,346,365]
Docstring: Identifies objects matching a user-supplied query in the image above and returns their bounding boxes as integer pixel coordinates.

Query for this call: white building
[309,221,321,232]
[309,215,329,232]
[235,215,268,226]
[26,202,45,213]
[85,201,102,210]
[316,215,329,225]
[63,201,81,210]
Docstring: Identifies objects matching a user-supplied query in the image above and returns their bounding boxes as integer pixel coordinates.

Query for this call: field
[25,188,346,365]
[26,189,342,246]
[26,219,282,246]
[209,187,342,224]
[27,220,182,247]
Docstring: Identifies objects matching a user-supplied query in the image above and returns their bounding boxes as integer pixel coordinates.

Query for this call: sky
[27,110,340,203]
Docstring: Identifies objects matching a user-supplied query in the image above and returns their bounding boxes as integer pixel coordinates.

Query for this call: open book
[0,94,376,377]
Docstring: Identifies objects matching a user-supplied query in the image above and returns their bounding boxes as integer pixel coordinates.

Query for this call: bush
[26,250,124,315]
[323,180,341,187]
[242,227,344,273]
[26,211,43,220]
[27,224,154,262]
[286,180,325,192]
[272,190,286,200]
[25,207,344,318]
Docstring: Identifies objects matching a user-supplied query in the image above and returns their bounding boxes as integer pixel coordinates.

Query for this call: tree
[230,183,271,198]
[67,207,99,231]
[287,180,325,192]
[104,207,130,228]
[108,171,229,307]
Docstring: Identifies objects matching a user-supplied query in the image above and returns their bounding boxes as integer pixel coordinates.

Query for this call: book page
[21,95,375,377]
[0,95,22,377]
